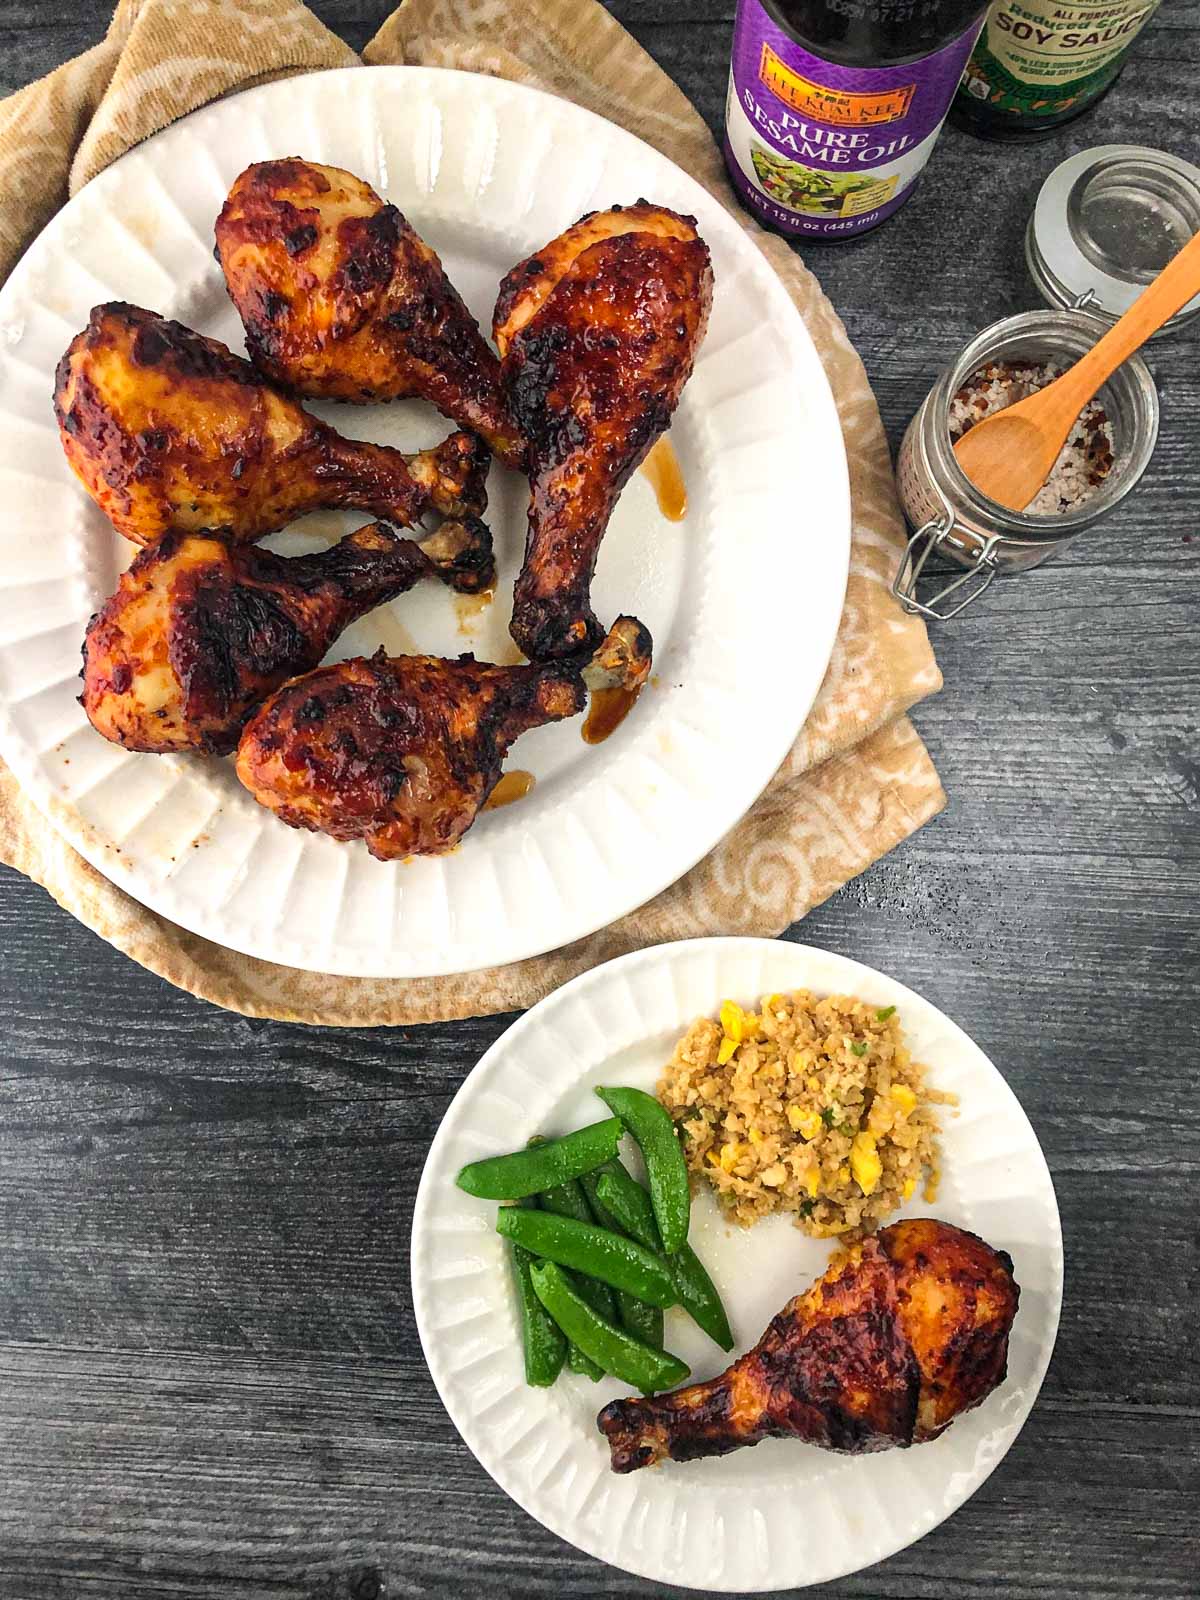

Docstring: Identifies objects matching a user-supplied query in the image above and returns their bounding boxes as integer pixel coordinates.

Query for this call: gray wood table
[1,4,1197,1597]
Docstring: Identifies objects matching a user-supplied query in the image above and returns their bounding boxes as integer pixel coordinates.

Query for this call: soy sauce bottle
[724,2,988,241]
[952,1,1162,142]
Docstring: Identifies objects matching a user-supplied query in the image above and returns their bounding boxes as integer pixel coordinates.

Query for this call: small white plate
[412,937,1063,1591]
[0,66,850,978]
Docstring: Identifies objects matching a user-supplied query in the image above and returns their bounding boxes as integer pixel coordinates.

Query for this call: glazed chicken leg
[55,303,489,546]
[82,518,491,756]
[494,204,712,660]
[598,1219,1019,1472]
[216,159,524,466]
[236,617,652,859]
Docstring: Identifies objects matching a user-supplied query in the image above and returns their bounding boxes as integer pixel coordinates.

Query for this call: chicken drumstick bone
[236,617,653,859]
[598,1218,1019,1472]
[494,203,712,661]
[55,304,488,546]
[82,517,492,756]
[216,158,524,467]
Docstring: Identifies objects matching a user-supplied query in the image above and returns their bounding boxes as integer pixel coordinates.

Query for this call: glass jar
[893,308,1159,619]
[1026,146,1200,338]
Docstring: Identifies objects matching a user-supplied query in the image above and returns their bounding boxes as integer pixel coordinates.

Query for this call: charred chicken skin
[236,617,652,859]
[598,1218,1019,1473]
[82,518,492,757]
[55,303,488,546]
[494,203,712,661]
[216,159,524,466]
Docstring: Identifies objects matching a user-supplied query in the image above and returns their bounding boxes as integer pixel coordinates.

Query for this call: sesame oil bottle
[723,0,988,240]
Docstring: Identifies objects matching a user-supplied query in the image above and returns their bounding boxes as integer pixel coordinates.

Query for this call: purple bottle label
[724,0,983,238]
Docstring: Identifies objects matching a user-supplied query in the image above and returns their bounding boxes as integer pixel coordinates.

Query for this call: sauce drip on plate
[640,437,687,522]
[484,769,536,810]
[582,685,642,746]
[453,588,494,634]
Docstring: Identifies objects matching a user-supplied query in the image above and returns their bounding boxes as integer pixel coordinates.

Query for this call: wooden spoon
[953,227,1200,513]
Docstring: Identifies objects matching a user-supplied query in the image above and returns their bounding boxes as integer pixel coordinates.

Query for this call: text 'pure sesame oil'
[723,1,988,241]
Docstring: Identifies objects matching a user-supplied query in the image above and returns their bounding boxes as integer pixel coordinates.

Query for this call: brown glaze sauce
[484,769,536,810]
[640,437,687,522]
[453,587,494,634]
[582,684,643,746]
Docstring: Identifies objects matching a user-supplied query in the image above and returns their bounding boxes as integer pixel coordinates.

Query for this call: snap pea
[614,1288,664,1350]
[577,1158,627,1233]
[565,1342,604,1381]
[505,1205,566,1387]
[669,1253,735,1352]
[528,1154,612,1380]
[576,1159,664,1346]
[456,1118,622,1200]
[592,1162,661,1250]
[537,1177,620,1323]
[495,1207,676,1308]
[595,1168,734,1352]
[540,1173,608,1232]
[596,1086,690,1253]
[530,1262,690,1394]
[530,1139,605,1231]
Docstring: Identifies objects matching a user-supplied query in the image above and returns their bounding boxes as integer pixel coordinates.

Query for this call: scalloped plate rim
[411,936,1064,1590]
[0,66,850,979]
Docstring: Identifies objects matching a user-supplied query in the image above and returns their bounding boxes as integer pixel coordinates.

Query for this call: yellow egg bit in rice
[656,990,955,1239]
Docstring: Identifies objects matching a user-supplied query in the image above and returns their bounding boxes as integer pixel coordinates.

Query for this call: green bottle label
[959,1,1160,118]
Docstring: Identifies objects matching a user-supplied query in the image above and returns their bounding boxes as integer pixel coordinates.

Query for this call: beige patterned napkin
[0,0,945,1025]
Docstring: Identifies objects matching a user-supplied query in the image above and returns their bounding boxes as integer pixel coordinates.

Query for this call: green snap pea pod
[670,1248,733,1353]
[577,1160,665,1346]
[614,1288,663,1350]
[577,1159,627,1233]
[593,1162,662,1249]
[565,1342,604,1381]
[505,1205,566,1387]
[595,1169,734,1352]
[529,1139,611,1242]
[536,1179,620,1323]
[456,1118,622,1200]
[596,1086,690,1253]
[537,1170,601,1228]
[526,1155,610,1380]
[495,1207,676,1308]
[529,1262,689,1394]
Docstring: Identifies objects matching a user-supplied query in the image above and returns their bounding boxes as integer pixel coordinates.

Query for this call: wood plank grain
[0,1344,1195,1598]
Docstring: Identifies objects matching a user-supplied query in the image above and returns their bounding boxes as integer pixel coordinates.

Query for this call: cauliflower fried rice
[657,992,953,1238]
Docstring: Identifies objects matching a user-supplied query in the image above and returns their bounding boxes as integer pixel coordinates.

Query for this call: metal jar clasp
[892,514,1001,621]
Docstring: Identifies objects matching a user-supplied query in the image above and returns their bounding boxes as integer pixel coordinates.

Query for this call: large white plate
[0,68,849,978]
[412,937,1063,1591]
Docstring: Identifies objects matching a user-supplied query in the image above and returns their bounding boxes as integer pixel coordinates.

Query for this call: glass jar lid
[1026,144,1200,338]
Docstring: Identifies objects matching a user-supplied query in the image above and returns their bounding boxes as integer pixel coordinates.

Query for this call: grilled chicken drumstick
[216,158,524,466]
[598,1219,1019,1472]
[82,518,492,756]
[236,617,652,859]
[494,203,712,661]
[55,303,488,546]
